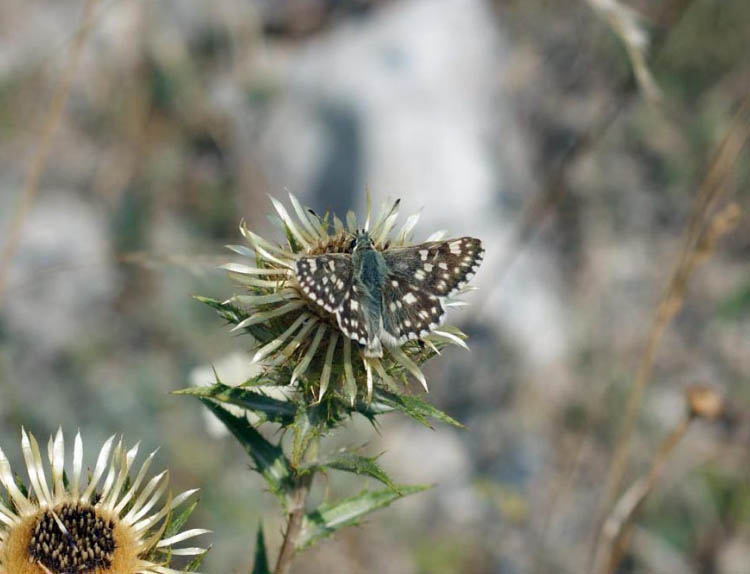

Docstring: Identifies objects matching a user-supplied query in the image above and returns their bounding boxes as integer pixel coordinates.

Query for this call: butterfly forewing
[380,237,483,344]
[294,254,353,313]
[382,237,484,297]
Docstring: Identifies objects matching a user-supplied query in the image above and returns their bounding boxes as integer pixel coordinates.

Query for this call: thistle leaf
[163,498,199,539]
[194,296,276,343]
[198,399,292,501]
[359,388,464,429]
[297,484,431,549]
[174,383,296,424]
[251,524,270,574]
[291,404,325,467]
[320,451,399,493]
[185,548,210,572]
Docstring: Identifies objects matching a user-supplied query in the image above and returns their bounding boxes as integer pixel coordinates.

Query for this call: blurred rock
[2,191,113,356]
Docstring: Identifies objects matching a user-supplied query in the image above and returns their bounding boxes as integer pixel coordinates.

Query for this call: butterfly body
[351,235,389,356]
[294,230,483,358]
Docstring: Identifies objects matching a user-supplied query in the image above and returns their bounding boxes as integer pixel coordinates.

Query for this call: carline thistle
[296,230,484,358]
[220,194,484,400]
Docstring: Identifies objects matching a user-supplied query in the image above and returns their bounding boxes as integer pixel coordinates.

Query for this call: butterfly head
[349,230,374,253]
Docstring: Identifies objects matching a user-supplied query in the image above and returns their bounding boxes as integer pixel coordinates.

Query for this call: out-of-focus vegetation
[0,1,748,573]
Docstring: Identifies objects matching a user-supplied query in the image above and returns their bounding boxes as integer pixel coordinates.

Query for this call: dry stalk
[593,386,724,574]
[273,474,312,574]
[594,416,690,573]
[584,0,661,104]
[590,99,748,572]
[475,0,696,312]
[0,0,99,309]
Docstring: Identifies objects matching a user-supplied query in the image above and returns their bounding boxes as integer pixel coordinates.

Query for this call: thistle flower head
[215,194,483,405]
[0,428,209,574]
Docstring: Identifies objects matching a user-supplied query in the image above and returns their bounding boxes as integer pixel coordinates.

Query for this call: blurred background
[1,0,749,572]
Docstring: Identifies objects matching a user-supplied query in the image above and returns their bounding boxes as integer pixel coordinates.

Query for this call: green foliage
[296,484,431,549]
[360,388,464,429]
[194,296,276,344]
[164,498,199,539]
[198,399,292,503]
[252,524,270,574]
[291,403,325,468]
[318,450,399,493]
[716,280,750,320]
[184,549,210,572]
[175,383,296,424]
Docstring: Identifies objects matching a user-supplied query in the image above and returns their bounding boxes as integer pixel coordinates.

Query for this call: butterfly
[294,230,483,357]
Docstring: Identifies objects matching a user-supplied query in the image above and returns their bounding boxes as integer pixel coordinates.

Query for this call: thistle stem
[273,473,313,574]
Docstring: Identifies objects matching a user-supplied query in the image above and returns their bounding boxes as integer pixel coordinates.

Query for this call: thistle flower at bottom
[0,429,209,574]
[220,194,484,402]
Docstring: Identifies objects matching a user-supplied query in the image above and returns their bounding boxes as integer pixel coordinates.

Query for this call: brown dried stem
[590,97,749,571]
[593,415,691,574]
[273,472,313,574]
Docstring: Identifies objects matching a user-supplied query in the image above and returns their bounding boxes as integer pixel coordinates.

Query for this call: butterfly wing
[294,253,353,314]
[335,285,370,347]
[380,277,445,345]
[295,253,370,346]
[383,237,484,297]
[380,237,484,344]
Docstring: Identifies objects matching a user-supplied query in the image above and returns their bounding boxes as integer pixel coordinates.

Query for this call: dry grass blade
[0,0,99,309]
[585,0,661,104]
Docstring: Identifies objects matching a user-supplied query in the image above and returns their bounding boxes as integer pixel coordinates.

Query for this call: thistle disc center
[28,503,116,574]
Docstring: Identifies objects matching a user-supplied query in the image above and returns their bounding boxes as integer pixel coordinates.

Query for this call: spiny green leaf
[174,383,296,424]
[194,295,245,323]
[297,484,431,549]
[320,451,399,493]
[198,399,292,501]
[251,524,270,574]
[359,388,464,429]
[163,498,199,539]
[185,547,210,572]
[194,296,276,343]
[240,373,287,387]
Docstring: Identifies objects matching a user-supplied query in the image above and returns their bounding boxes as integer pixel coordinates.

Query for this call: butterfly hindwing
[294,254,353,313]
[382,237,484,298]
[381,278,445,345]
[335,285,370,346]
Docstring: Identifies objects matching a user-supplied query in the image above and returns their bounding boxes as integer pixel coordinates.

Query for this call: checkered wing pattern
[380,237,484,343]
[381,278,444,345]
[294,254,353,314]
[335,285,370,346]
